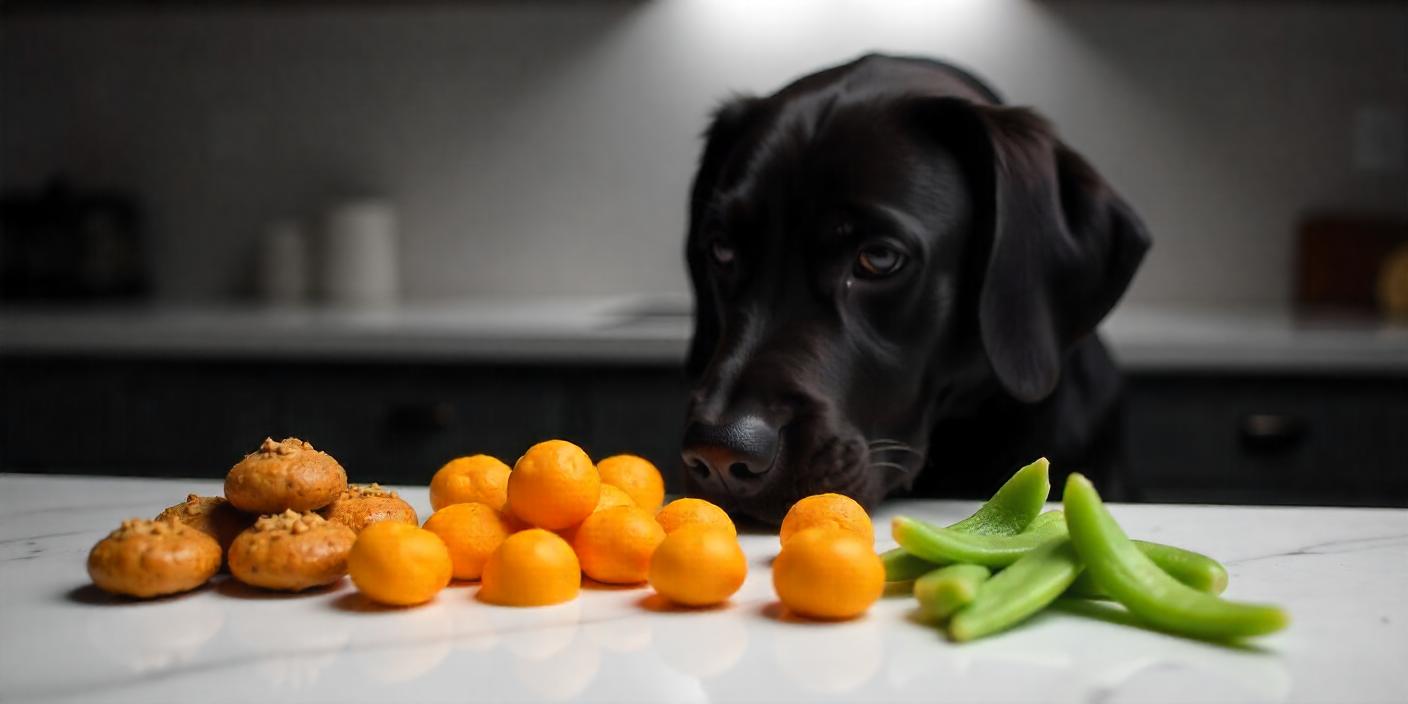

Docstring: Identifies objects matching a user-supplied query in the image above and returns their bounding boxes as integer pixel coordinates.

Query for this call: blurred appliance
[1296,216,1408,315]
[0,177,147,302]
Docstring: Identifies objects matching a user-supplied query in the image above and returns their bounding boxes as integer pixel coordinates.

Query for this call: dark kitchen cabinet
[2,355,1405,507]
[0,356,691,490]
[1122,374,1408,506]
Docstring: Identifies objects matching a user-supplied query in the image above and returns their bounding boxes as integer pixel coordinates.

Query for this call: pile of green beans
[886,459,1288,643]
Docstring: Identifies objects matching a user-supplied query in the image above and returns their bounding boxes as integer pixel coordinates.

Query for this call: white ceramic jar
[254,219,310,305]
[318,199,399,307]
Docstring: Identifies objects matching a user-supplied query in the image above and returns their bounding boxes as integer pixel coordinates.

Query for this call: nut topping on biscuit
[109,517,184,539]
[257,436,316,456]
[178,494,216,515]
[252,509,329,534]
[343,483,397,499]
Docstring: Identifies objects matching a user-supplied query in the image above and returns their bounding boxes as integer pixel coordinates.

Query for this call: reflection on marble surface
[84,591,226,674]
[651,606,752,680]
[582,609,652,653]
[1,474,1406,703]
[768,609,884,693]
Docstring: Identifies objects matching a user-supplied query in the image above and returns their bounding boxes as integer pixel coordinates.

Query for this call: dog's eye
[855,245,906,278]
[710,239,737,266]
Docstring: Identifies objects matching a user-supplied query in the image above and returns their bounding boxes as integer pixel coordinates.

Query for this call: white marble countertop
[2,296,1406,372]
[2,473,1405,704]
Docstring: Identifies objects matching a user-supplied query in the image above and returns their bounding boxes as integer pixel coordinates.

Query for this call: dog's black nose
[681,415,779,492]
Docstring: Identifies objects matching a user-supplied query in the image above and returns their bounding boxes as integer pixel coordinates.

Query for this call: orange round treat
[155,494,255,554]
[321,483,419,533]
[778,493,874,546]
[597,454,665,512]
[478,529,580,607]
[596,483,636,510]
[573,506,666,585]
[772,527,884,620]
[224,437,347,514]
[557,484,637,545]
[348,521,453,606]
[422,502,513,581]
[87,518,222,598]
[655,498,736,537]
[648,524,747,607]
[507,440,600,531]
[429,455,512,513]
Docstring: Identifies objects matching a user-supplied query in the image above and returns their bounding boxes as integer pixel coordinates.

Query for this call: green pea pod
[882,459,1050,580]
[948,538,1083,642]
[892,510,1068,568]
[1066,540,1229,599]
[1022,510,1066,533]
[947,457,1051,536]
[882,547,939,582]
[1063,474,1289,641]
[913,564,992,622]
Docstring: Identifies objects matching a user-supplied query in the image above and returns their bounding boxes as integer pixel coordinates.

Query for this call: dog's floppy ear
[920,98,1150,402]
[686,95,762,379]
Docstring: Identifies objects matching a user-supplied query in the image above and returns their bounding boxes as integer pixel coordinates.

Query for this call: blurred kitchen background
[1,0,1405,506]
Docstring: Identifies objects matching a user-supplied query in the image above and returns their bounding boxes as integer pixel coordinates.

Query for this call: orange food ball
[557,484,637,545]
[648,524,747,607]
[655,498,736,537]
[421,502,513,581]
[596,484,637,511]
[596,454,666,512]
[778,492,874,546]
[507,440,600,531]
[772,527,884,620]
[429,455,512,513]
[348,521,453,607]
[478,528,581,607]
[573,506,666,584]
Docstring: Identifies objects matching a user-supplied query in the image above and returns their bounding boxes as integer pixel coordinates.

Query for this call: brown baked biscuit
[87,517,222,598]
[224,437,347,514]
[319,483,419,533]
[155,494,255,554]
[228,510,356,591]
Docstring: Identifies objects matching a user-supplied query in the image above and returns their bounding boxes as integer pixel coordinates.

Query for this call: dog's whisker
[868,440,919,451]
[869,446,922,457]
[870,461,912,473]
[867,438,910,446]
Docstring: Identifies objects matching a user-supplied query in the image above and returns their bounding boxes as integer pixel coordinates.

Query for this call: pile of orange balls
[356,438,886,620]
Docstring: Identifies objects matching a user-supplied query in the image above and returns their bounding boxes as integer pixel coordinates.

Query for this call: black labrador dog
[680,54,1150,524]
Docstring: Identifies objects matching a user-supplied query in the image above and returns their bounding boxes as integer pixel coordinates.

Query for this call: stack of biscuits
[86,437,419,599]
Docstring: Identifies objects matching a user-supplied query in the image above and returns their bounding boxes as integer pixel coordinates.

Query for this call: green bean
[948,457,1050,536]
[1062,474,1289,641]
[888,511,1066,578]
[913,564,991,621]
[1066,540,1228,599]
[948,538,1084,642]
[1022,509,1066,533]
[892,510,1068,568]
[882,458,1053,580]
[884,459,1053,580]
[1049,597,1146,629]
[882,546,939,582]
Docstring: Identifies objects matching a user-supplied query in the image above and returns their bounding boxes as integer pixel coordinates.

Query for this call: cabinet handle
[386,402,456,433]
[1238,413,1308,455]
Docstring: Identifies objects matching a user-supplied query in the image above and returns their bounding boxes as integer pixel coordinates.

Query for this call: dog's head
[682,55,1149,523]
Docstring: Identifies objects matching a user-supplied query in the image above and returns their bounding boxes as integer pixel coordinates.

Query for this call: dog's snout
[681,415,780,492]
